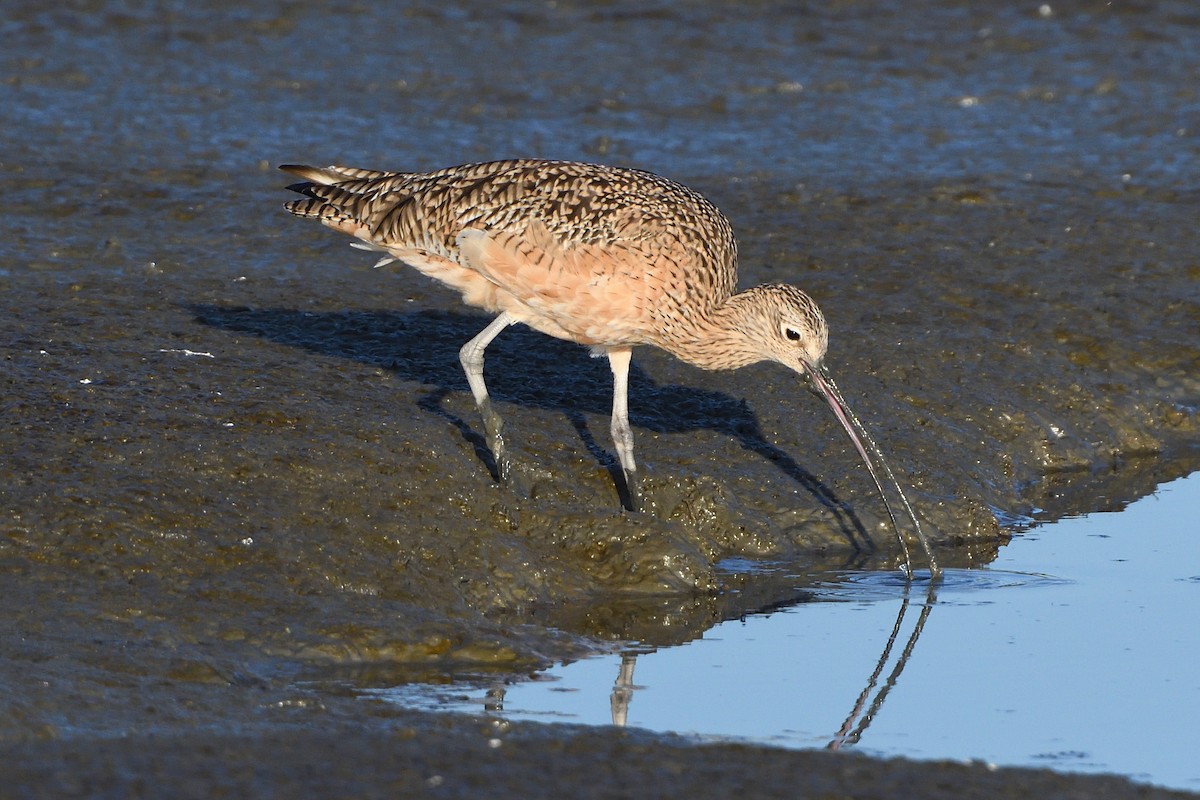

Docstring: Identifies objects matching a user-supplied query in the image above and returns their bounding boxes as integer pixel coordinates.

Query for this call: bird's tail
[279,164,407,239]
[279,164,396,186]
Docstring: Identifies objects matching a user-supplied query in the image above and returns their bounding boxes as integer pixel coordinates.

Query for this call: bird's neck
[665,290,766,371]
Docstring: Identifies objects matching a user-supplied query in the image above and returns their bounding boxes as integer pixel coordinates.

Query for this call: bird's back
[283,159,740,348]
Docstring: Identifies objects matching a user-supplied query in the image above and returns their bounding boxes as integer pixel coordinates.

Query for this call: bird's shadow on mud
[188,304,874,551]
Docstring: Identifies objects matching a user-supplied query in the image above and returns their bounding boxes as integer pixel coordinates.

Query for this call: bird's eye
[785,327,801,341]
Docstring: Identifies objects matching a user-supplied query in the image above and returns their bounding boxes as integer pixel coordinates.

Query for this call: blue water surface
[375,472,1200,792]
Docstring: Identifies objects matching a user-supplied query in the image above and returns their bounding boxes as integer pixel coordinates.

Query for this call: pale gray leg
[607,346,641,511]
[459,312,515,482]
[610,653,638,727]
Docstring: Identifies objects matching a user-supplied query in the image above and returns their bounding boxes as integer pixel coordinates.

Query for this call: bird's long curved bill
[805,363,940,579]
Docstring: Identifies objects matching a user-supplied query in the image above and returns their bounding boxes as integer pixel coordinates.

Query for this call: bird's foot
[621,468,642,513]
[490,432,512,485]
[477,398,510,483]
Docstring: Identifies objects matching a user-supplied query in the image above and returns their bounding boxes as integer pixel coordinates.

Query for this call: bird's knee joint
[459,343,483,370]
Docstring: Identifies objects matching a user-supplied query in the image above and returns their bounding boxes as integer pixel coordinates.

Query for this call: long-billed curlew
[280,159,939,577]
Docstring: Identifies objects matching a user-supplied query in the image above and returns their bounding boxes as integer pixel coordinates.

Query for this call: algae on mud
[2,0,1199,796]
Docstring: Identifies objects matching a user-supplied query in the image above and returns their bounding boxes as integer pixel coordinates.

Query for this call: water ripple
[810,568,1073,603]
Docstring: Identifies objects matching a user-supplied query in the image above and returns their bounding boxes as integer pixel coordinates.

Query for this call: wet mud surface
[2,0,1199,796]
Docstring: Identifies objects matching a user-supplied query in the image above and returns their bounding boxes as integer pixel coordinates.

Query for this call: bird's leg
[610,653,638,727]
[607,346,641,512]
[459,312,515,483]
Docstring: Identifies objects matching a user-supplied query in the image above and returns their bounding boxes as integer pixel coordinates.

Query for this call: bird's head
[749,283,829,379]
[746,283,939,577]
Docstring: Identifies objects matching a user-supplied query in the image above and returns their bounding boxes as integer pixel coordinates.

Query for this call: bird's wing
[455,219,668,346]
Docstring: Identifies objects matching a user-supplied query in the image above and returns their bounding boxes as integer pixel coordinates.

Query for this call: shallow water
[369,471,1200,792]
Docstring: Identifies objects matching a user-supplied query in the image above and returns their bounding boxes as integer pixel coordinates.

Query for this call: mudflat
[2,1,1197,796]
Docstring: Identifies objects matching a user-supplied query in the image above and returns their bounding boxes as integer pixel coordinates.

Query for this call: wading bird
[281,159,939,577]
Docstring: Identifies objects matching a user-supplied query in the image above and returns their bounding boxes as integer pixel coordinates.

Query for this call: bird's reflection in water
[479,650,641,725]
[609,653,639,727]
[583,574,939,745]
[484,685,506,713]
[827,577,938,749]
[461,569,939,749]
